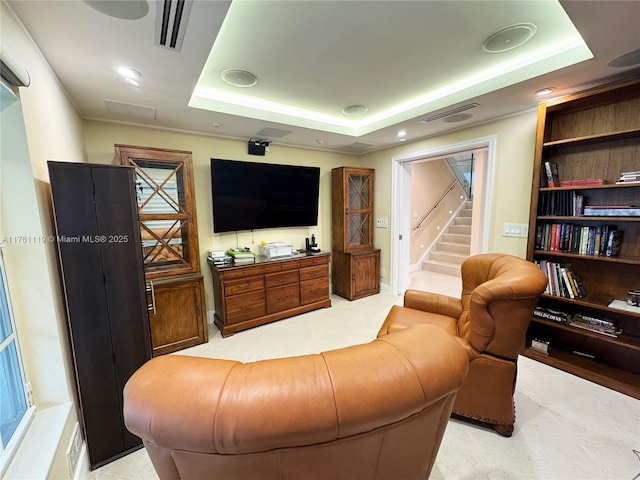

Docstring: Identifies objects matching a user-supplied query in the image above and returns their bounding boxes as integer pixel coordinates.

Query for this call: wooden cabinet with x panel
[331,167,380,300]
[115,145,208,355]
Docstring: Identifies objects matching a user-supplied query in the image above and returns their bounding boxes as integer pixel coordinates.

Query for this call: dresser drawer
[224,276,264,296]
[221,264,265,280]
[265,270,299,288]
[266,284,300,314]
[225,291,266,324]
[300,264,328,282]
[299,255,329,268]
[301,277,329,305]
[264,260,300,273]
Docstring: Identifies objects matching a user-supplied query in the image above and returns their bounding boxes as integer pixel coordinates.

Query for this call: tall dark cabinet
[48,162,152,469]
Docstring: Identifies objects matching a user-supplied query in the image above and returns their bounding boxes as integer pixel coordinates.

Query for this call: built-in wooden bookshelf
[525,75,640,400]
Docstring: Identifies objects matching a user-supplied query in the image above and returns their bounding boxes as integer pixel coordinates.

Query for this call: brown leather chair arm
[404,289,463,319]
[124,325,469,456]
[466,266,547,358]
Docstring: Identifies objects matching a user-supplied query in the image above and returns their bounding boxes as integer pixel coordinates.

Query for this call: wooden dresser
[209,253,331,336]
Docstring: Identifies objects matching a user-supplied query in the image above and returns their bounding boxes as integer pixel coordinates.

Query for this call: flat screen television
[210,158,320,233]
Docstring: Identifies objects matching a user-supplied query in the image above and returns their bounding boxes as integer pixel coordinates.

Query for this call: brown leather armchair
[124,325,469,480]
[377,253,547,436]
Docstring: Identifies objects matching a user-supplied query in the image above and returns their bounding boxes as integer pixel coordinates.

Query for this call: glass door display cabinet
[115,145,207,355]
[115,145,199,279]
[332,167,380,300]
[332,167,374,251]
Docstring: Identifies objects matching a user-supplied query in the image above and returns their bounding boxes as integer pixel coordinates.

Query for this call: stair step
[442,233,471,244]
[429,251,467,265]
[422,259,461,277]
[454,217,472,226]
[448,224,471,235]
[436,241,471,254]
[458,209,473,217]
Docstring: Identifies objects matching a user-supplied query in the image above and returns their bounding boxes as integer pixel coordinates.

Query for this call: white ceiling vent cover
[155,0,193,51]
[420,103,480,123]
[342,142,376,154]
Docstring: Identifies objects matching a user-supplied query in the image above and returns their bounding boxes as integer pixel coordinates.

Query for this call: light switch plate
[375,218,389,228]
[503,223,528,237]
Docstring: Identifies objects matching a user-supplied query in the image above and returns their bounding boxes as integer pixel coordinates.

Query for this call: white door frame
[390,136,497,295]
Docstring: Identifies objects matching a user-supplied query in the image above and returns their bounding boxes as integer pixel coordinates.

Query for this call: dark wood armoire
[48,161,151,469]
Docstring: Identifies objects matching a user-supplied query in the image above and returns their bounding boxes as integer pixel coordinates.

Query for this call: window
[0,247,30,467]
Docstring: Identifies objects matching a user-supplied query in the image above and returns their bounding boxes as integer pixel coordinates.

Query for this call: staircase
[421,200,472,276]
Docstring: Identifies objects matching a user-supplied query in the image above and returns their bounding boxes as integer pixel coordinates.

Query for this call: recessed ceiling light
[118,67,141,87]
[535,87,555,96]
[221,69,258,87]
[397,130,407,138]
[123,77,139,87]
[118,67,140,79]
[342,104,368,116]
[482,23,537,53]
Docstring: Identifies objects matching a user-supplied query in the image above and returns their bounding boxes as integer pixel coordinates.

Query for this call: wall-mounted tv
[210,158,320,233]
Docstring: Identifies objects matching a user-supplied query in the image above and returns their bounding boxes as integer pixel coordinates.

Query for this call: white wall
[1,1,87,477]
[362,110,539,287]
[82,120,360,315]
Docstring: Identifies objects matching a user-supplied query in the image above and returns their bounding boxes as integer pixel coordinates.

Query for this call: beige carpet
[89,271,640,480]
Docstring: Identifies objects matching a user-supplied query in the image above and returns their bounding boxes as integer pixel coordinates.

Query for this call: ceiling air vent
[420,103,480,124]
[342,142,376,154]
[155,0,193,51]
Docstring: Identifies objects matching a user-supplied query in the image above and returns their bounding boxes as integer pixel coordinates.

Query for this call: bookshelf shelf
[534,251,640,266]
[522,347,640,399]
[533,312,640,340]
[540,183,640,192]
[526,75,640,397]
[542,127,640,149]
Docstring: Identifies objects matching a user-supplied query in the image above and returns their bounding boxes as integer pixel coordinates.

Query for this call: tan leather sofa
[377,253,547,436]
[124,325,469,480]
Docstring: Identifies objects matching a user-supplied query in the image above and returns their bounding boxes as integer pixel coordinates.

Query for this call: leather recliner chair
[124,325,469,480]
[377,253,547,436]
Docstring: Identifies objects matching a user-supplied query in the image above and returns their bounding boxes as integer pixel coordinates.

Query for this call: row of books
[543,162,606,188]
[538,190,584,216]
[570,314,623,338]
[535,223,623,257]
[533,307,623,338]
[616,170,640,184]
[208,248,256,266]
[534,260,587,299]
[582,205,640,217]
[544,161,640,187]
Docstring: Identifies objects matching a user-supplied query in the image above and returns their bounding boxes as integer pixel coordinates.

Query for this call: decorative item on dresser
[525,75,640,399]
[331,166,380,300]
[48,162,151,469]
[209,252,331,337]
[115,145,208,355]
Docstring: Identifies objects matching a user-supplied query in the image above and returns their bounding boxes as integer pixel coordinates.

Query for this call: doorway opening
[391,136,496,295]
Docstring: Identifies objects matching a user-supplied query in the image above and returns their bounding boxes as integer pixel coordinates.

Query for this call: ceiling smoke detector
[221,69,258,87]
[482,23,537,53]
